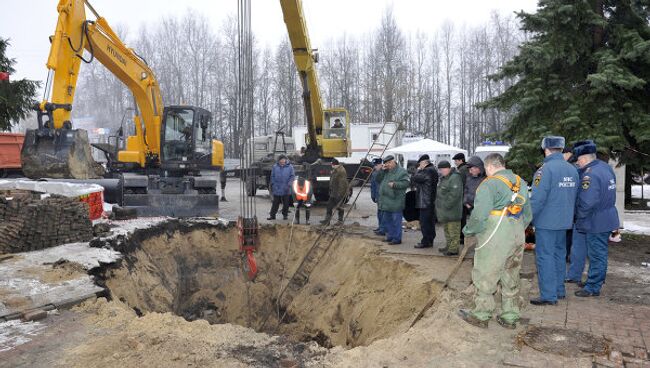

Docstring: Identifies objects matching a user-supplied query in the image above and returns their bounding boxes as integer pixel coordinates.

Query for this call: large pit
[98,222,441,348]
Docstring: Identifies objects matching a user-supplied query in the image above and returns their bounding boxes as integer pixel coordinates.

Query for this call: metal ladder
[260,121,402,330]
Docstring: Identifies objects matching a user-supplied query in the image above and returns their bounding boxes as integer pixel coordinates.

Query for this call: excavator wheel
[21,128,104,179]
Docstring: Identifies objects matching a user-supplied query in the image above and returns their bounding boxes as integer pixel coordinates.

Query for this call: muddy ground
[0,217,649,367]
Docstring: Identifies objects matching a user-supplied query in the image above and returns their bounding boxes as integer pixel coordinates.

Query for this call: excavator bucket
[21,128,104,179]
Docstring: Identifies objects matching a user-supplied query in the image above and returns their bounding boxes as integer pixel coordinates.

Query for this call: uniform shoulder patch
[581,175,591,190]
[533,168,543,187]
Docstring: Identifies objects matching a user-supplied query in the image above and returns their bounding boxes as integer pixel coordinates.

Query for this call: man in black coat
[463,156,486,217]
[410,154,439,248]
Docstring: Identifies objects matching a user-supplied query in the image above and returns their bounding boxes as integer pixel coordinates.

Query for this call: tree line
[71,7,525,158]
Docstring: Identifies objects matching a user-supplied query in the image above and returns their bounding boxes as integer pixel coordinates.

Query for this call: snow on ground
[623,210,650,235]
[0,319,47,352]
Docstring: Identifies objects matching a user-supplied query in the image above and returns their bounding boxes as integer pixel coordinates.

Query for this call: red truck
[0,133,24,177]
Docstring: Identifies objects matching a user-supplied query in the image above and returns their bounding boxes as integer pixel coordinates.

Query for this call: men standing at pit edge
[435,160,463,256]
[410,154,439,248]
[572,141,619,297]
[370,158,385,235]
[268,155,295,221]
[529,136,579,306]
[463,156,486,218]
[321,158,349,226]
[291,176,313,225]
[459,153,532,329]
[454,152,469,245]
[376,155,410,245]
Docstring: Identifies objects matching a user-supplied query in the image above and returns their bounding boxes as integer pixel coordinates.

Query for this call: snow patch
[0,319,47,352]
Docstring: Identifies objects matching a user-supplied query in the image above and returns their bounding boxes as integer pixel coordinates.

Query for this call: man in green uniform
[435,160,463,256]
[321,158,349,225]
[459,153,532,329]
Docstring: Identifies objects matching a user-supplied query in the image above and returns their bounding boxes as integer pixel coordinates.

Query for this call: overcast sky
[0,0,537,85]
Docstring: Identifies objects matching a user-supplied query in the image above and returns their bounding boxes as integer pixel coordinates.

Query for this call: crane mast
[280,0,350,160]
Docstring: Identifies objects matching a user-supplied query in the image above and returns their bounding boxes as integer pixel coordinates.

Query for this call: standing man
[453,152,469,183]
[436,160,463,256]
[219,169,228,202]
[529,136,579,306]
[463,156,486,216]
[268,155,295,221]
[410,154,439,248]
[573,141,619,297]
[459,153,532,329]
[453,152,469,245]
[291,176,313,225]
[321,158,348,226]
[376,155,410,245]
[566,140,592,284]
[370,158,385,235]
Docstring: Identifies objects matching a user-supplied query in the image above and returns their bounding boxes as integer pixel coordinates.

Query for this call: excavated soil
[99,223,441,348]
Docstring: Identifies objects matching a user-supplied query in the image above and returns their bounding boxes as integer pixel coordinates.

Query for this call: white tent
[386,138,468,168]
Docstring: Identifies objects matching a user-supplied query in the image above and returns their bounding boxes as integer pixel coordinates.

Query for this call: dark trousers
[418,207,436,245]
[325,196,344,222]
[295,200,310,223]
[565,228,573,262]
[376,209,384,232]
[270,195,291,218]
[460,206,469,244]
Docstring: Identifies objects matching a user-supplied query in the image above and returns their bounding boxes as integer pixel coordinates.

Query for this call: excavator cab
[160,106,217,172]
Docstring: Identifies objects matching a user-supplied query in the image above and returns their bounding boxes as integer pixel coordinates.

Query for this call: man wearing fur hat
[529,136,579,306]
[572,141,619,297]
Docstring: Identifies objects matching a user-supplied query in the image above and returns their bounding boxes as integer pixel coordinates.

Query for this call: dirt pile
[63,297,328,368]
[99,223,441,348]
[0,190,92,253]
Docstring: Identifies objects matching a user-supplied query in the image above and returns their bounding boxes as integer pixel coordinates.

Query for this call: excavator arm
[279,0,350,160]
[22,0,163,178]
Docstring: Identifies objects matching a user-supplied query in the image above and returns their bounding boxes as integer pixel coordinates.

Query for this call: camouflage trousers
[470,215,525,323]
[443,221,461,253]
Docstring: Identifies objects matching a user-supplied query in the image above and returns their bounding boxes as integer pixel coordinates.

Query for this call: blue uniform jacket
[370,170,380,203]
[270,162,295,196]
[575,159,619,233]
[530,152,579,230]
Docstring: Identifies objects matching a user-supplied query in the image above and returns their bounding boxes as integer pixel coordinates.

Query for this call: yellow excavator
[21,0,224,217]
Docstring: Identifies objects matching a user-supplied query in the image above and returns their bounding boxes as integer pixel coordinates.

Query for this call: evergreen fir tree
[483,0,650,180]
[0,37,39,131]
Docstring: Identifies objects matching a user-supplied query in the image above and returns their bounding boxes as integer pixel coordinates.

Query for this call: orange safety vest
[292,180,311,201]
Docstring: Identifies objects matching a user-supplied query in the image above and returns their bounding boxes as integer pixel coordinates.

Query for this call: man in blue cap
[572,141,619,297]
[529,136,579,306]
[370,158,385,234]
[565,140,593,284]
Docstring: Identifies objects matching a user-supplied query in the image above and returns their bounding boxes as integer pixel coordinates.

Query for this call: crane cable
[237,0,257,328]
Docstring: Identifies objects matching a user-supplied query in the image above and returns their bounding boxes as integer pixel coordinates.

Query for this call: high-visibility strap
[292,180,310,197]
[489,174,521,193]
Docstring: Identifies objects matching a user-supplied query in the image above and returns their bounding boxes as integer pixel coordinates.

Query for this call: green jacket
[456,163,469,185]
[463,169,533,236]
[435,171,463,223]
[329,165,349,199]
[376,166,410,212]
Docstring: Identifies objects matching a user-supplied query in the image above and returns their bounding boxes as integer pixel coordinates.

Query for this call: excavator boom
[280,0,350,159]
[21,0,225,217]
[22,0,163,178]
